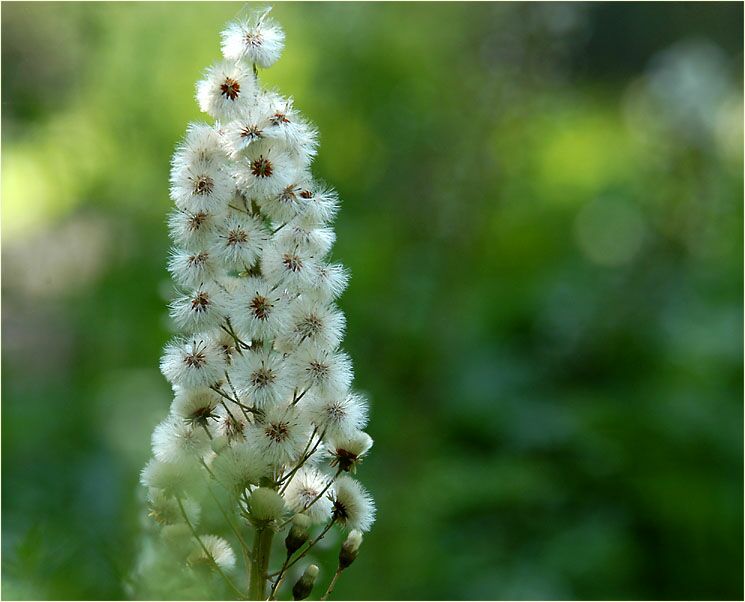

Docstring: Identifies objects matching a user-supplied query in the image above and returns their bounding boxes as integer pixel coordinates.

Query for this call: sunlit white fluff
[261,240,317,293]
[196,60,256,122]
[160,336,225,389]
[171,387,220,427]
[170,159,233,214]
[221,102,274,159]
[305,262,350,303]
[220,10,285,68]
[295,183,340,224]
[232,348,292,408]
[332,475,376,532]
[147,488,202,526]
[326,429,374,473]
[259,92,319,160]
[284,300,346,351]
[210,210,269,271]
[275,218,335,257]
[287,347,353,399]
[229,276,289,341]
[144,11,377,571]
[167,248,219,288]
[152,414,212,466]
[168,281,227,332]
[171,122,225,171]
[187,535,236,571]
[257,174,314,223]
[247,402,309,467]
[212,403,248,442]
[167,207,223,249]
[305,391,368,441]
[282,466,334,524]
[212,441,270,495]
[233,146,305,202]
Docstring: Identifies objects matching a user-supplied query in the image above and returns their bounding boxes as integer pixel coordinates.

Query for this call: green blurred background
[2,2,743,599]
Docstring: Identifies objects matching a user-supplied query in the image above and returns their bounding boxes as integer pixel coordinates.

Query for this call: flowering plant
[138,8,375,600]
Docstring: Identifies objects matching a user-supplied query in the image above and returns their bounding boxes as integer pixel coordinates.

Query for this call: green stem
[320,568,342,601]
[268,519,336,580]
[278,427,319,492]
[249,527,274,600]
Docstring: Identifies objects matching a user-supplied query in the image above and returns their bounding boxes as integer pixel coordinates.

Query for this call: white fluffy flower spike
[140,9,375,598]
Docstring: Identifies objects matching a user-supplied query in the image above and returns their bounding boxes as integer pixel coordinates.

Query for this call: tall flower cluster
[138,9,374,600]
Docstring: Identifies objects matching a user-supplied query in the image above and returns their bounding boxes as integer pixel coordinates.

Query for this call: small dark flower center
[188,211,209,231]
[332,448,359,472]
[270,112,290,126]
[184,351,207,368]
[240,124,262,140]
[300,190,313,199]
[298,314,322,338]
[249,295,272,320]
[251,156,273,178]
[326,402,346,422]
[279,185,299,204]
[220,77,241,101]
[333,499,350,521]
[244,31,264,47]
[265,421,290,443]
[227,228,248,246]
[308,360,329,380]
[194,175,214,196]
[282,253,303,272]
[251,367,276,388]
[187,405,216,427]
[223,414,245,440]
[188,251,209,267]
[191,291,211,313]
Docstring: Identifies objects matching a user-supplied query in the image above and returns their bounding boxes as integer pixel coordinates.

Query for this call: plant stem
[210,384,258,417]
[268,519,336,583]
[267,553,291,600]
[206,483,252,562]
[249,526,274,600]
[278,427,319,492]
[320,568,342,601]
[291,387,310,405]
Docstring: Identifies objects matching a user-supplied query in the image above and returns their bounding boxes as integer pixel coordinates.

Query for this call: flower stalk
[249,527,275,600]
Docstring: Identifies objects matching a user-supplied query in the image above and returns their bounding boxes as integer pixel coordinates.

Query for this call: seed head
[220,77,241,101]
[251,155,273,178]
